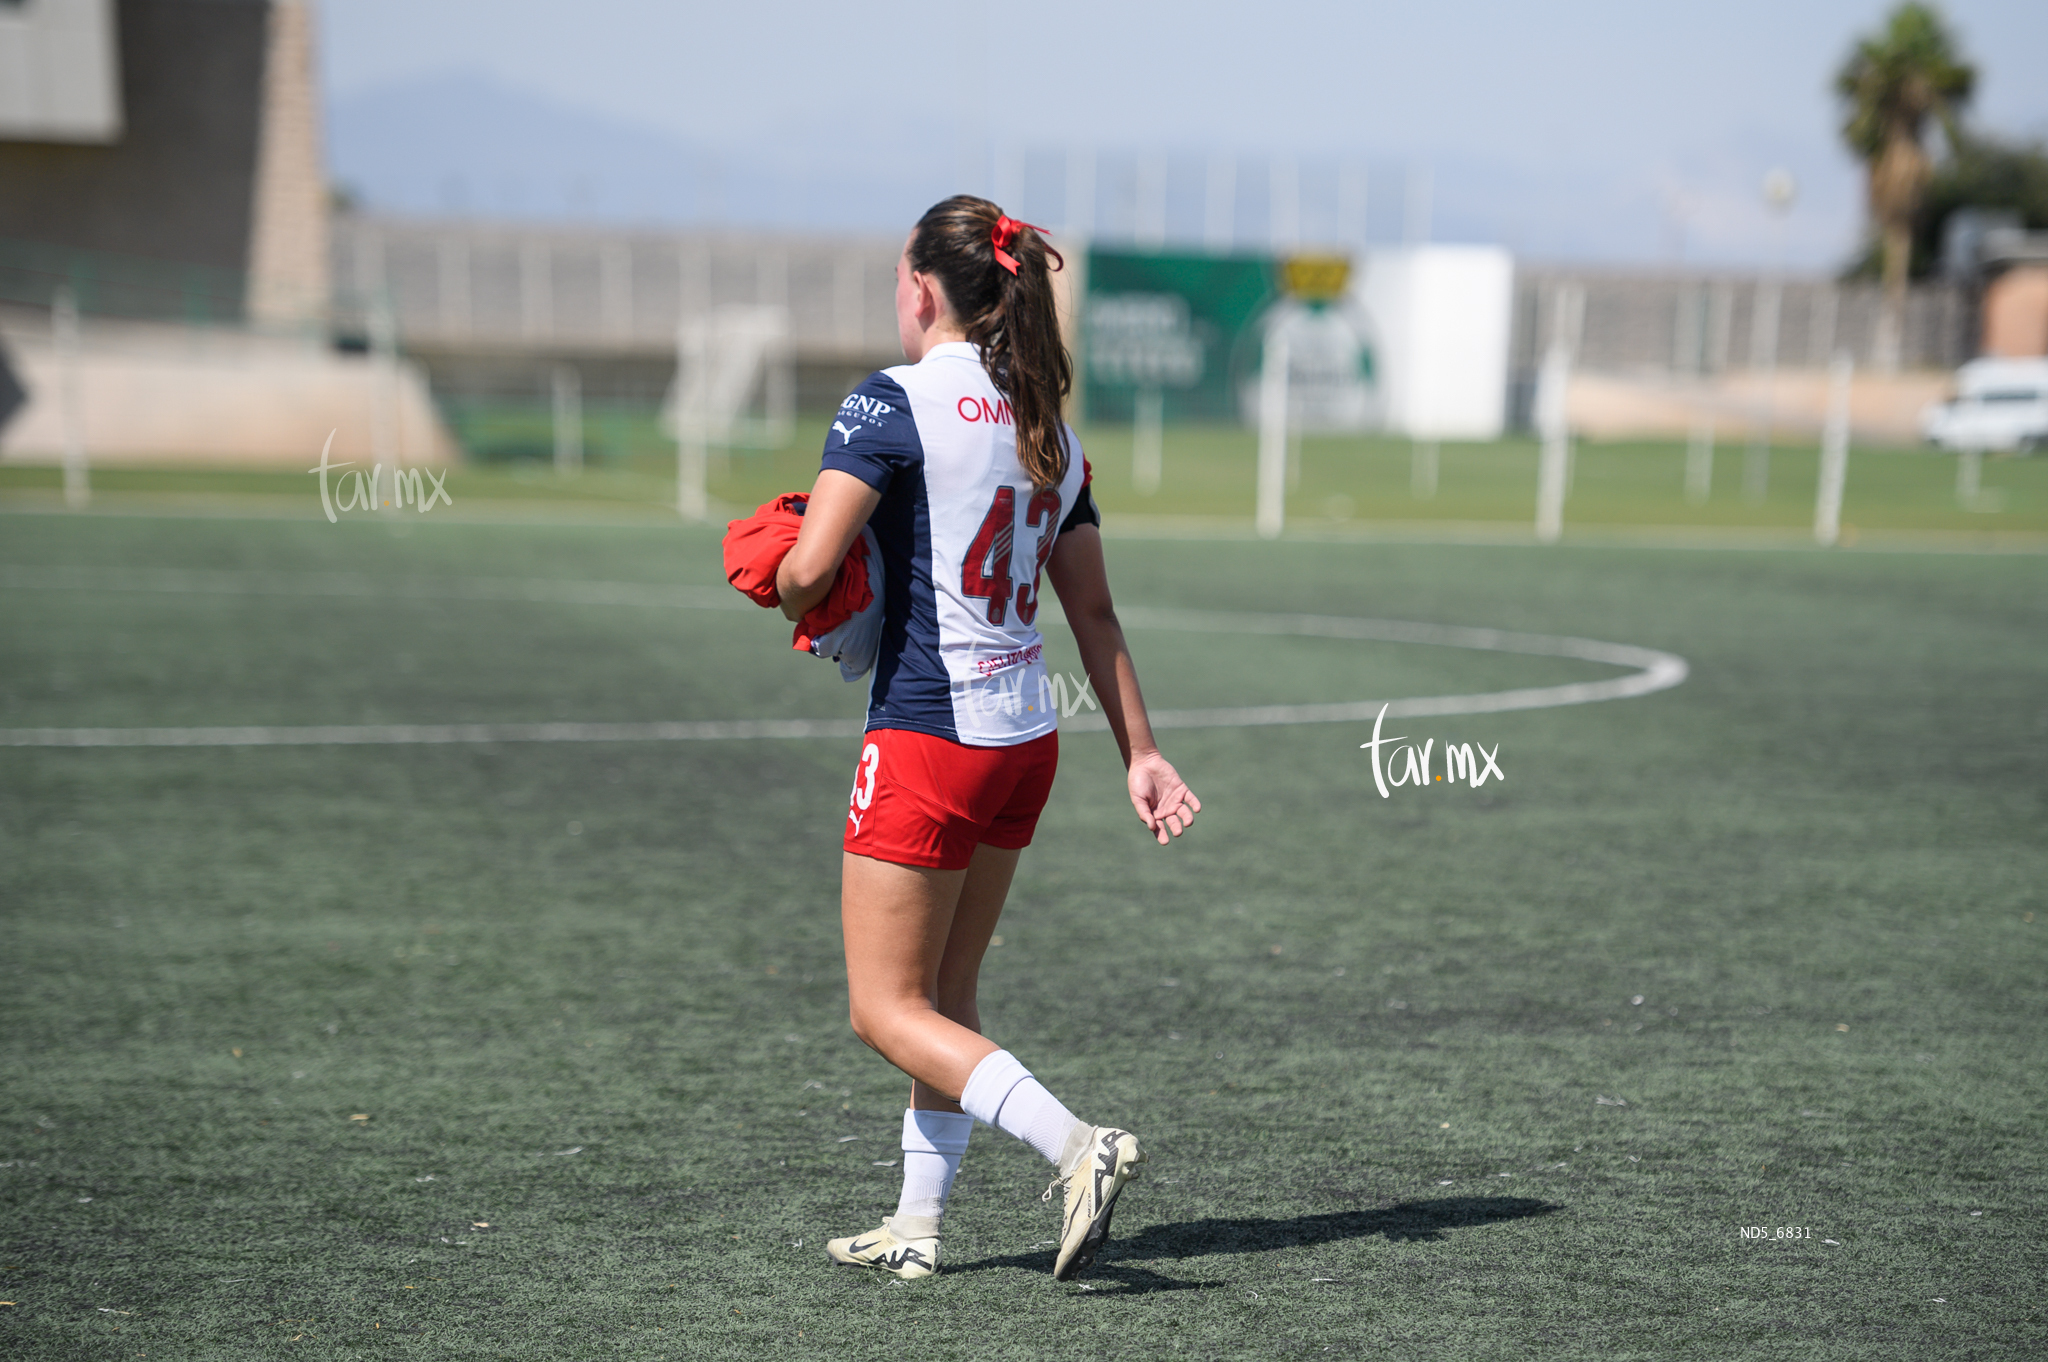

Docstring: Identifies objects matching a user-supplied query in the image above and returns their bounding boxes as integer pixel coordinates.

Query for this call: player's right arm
[779,373,915,621]
[776,470,881,622]
[1045,523,1200,843]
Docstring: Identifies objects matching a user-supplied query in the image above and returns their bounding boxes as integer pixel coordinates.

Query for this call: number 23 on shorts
[847,741,881,835]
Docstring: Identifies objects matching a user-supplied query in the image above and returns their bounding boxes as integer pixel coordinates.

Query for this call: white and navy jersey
[821,341,1100,747]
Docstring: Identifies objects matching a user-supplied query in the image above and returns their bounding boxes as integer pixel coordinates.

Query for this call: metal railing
[0,236,250,326]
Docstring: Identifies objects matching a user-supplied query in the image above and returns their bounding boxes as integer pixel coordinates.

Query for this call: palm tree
[1836,3,1974,371]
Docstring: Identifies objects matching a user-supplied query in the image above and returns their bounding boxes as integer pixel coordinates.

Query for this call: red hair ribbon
[991,215,1061,275]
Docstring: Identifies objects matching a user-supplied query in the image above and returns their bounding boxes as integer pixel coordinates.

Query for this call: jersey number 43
[962,486,1062,627]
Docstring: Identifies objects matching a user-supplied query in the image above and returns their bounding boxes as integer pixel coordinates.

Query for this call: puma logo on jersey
[832,422,860,444]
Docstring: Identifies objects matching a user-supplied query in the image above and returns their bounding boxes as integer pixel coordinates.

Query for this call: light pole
[1255,329,1290,539]
[1534,284,1582,544]
[1745,168,1796,503]
[53,286,88,510]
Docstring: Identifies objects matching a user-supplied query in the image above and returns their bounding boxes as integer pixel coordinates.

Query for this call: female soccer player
[772,196,1200,1281]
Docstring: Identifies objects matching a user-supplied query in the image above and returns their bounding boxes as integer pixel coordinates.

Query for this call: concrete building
[0,0,328,324]
[0,0,446,468]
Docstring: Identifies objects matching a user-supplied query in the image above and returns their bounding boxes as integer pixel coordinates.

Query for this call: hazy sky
[321,0,2048,269]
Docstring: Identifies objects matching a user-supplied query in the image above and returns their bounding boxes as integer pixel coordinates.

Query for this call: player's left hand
[1128,751,1200,845]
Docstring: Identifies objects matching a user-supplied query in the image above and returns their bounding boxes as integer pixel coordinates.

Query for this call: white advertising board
[1355,246,1514,441]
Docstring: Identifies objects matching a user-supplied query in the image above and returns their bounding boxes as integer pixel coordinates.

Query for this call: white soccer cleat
[1049,1127,1146,1281]
[824,1215,941,1280]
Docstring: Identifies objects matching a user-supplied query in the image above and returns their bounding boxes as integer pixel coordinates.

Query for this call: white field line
[1096,607,1690,729]
[0,568,1687,747]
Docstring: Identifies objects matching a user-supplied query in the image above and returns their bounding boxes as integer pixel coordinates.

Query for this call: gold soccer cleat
[824,1215,941,1280]
[1049,1127,1146,1280]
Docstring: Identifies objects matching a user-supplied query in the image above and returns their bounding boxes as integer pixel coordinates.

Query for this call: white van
[1920,357,2048,453]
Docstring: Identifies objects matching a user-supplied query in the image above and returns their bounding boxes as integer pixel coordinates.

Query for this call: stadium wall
[0,302,457,467]
[329,215,908,430]
[330,214,1984,449]
[1507,269,1972,444]
[1510,269,1972,380]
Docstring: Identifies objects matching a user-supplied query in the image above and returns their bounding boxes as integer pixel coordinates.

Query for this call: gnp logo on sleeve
[835,392,896,436]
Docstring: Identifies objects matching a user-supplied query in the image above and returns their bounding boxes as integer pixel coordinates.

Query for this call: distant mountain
[325,70,946,232]
[329,70,711,223]
[325,70,1854,267]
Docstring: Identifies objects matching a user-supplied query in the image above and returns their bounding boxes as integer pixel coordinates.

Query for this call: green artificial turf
[1,509,2044,1359]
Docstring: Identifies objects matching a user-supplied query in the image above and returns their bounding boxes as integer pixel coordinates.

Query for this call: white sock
[893,1107,972,1231]
[958,1049,1086,1170]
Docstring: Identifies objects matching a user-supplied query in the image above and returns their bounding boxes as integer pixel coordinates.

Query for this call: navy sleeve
[820,373,921,493]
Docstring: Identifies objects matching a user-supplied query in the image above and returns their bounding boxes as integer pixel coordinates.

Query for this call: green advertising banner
[1082,249,1277,425]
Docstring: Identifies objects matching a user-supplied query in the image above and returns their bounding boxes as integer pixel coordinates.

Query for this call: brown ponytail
[907,195,1073,490]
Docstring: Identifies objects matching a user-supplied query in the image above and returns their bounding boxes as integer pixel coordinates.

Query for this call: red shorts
[842,727,1059,870]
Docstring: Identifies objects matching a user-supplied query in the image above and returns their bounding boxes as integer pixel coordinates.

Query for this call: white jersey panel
[885,344,1088,746]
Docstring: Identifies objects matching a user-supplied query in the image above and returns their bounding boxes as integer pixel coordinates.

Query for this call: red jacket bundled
[721,493,875,653]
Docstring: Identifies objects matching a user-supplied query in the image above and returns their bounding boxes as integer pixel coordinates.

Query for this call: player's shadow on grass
[1118,1196,1561,1260]
[952,1197,1558,1292]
